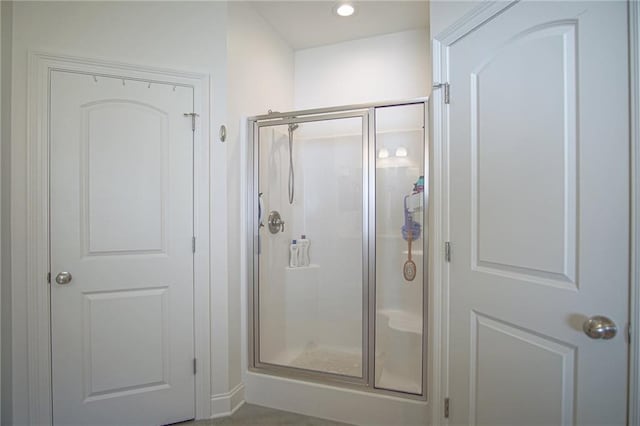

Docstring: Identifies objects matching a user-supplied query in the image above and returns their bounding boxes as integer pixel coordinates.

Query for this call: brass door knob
[583,315,617,340]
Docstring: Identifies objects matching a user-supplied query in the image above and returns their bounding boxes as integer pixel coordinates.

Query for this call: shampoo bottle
[298,235,310,267]
[289,240,299,268]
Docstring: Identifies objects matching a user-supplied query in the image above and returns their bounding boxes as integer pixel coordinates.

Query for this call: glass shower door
[254,112,368,381]
[373,103,427,395]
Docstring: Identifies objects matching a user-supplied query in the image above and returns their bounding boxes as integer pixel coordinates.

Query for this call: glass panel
[374,104,425,394]
[258,116,365,378]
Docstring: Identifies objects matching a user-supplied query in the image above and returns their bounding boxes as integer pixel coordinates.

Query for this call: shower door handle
[258,193,265,229]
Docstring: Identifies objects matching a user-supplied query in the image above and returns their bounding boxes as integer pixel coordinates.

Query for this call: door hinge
[184,112,199,132]
[433,82,450,104]
[444,397,450,418]
[47,272,51,284]
[193,358,197,375]
[192,236,196,253]
[445,242,452,262]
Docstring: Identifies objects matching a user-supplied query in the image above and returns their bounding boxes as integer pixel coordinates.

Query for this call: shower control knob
[268,211,285,234]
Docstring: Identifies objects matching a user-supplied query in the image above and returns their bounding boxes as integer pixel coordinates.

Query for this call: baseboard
[245,372,429,426]
[211,383,245,419]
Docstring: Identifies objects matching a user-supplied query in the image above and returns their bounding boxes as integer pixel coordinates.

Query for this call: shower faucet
[268,211,285,234]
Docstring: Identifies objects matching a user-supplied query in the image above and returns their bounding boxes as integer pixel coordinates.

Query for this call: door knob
[583,315,617,339]
[55,271,73,285]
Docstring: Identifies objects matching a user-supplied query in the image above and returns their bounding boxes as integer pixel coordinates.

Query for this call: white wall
[226,1,294,411]
[0,2,11,424]
[1,5,3,422]
[294,29,429,110]
[10,2,228,423]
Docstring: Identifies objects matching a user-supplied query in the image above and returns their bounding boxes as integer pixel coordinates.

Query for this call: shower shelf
[379,309,422,335]
[406,192,423,212]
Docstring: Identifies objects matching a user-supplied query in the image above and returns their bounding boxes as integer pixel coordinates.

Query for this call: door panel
[51,71,195,425]
[82,100,167,255]
[472,22,577,286]
[448,2,628,424]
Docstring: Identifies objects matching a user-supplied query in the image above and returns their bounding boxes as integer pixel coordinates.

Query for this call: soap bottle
[298,235,310,267]
[289,240,299,268]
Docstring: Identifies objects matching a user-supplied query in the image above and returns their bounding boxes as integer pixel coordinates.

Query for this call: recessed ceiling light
[335,3,355,17]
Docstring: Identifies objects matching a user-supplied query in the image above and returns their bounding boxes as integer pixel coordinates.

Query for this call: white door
[447,1,629,425]
[50,70,195,425]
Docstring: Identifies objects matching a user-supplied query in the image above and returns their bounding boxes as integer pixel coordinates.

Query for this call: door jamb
[26,51,212,425]
[629,0,639,424]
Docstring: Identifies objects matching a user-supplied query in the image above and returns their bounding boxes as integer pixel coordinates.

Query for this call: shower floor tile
[289,347,362,377]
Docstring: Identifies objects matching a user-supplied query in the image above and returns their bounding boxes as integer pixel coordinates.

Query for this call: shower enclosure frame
[247,97,430,400]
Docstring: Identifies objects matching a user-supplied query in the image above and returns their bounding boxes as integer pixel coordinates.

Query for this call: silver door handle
[55,271,73,285]
[583,315,617,339]
[258,193,265,229]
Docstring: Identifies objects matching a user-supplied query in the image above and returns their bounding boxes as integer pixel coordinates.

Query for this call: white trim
[26,52,212,424]
[430,2,522,424]
[435,1,520,46]
[429,35,448,426]
[210,383,245,419]
[240,115,249,385]
[245,372,427,426]
[629,0,640,424]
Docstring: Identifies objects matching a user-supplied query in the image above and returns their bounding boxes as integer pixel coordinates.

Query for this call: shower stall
[248,98,428,398]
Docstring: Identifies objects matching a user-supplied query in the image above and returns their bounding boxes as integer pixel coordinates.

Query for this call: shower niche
[248,99,428,398]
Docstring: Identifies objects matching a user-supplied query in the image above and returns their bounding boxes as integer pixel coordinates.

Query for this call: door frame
[25,52,212,425]
[431,0,640,424]
[629,1,640,424]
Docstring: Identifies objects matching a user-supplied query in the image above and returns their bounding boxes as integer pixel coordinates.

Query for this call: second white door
[446,1,629,424]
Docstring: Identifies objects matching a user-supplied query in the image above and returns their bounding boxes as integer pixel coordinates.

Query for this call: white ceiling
[248,1,429,50]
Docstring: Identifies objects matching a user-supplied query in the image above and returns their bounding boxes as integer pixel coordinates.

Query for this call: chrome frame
[423,100,430,402]
[367,108,377,389]
[249,97,429,121]
[247,98,429,400]
[251,111,370,387]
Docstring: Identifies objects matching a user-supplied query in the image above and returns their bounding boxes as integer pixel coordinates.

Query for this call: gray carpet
[179,403,352,426]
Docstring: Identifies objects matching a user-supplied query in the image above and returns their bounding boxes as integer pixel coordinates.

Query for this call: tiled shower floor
[289,347,362,377]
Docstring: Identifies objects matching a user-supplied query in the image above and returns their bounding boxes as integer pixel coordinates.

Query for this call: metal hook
[172,86,176,92]
[148,82,151,89]
[93,75,98,83]
[122,79,126,86]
